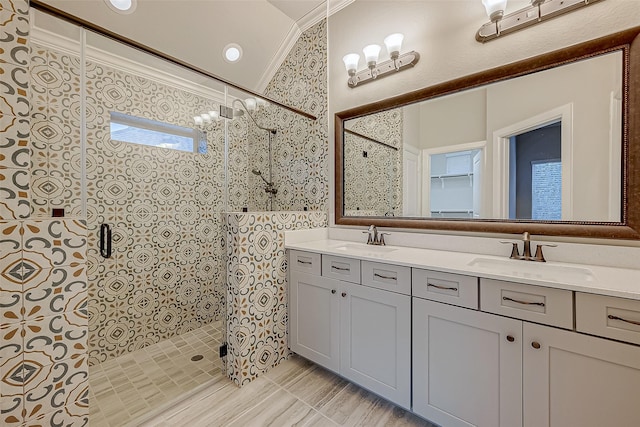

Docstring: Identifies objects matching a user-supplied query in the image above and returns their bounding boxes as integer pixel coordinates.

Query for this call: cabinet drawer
[412,269,478,309]
[289,250,321,275]
[576,293,640,345]
[322,255,360,284]
[362,261,411,295]
[480,279,573,329]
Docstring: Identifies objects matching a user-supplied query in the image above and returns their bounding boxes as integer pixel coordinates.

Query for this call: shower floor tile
[90,327,435,427]
[89,322,224,427]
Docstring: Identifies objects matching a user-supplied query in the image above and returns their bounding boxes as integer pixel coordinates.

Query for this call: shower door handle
[100,223,112,258]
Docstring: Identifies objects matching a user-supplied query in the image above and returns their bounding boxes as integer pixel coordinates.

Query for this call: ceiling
[36,0,331,93]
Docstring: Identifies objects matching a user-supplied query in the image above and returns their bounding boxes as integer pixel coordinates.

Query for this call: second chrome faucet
[501,232,557,262]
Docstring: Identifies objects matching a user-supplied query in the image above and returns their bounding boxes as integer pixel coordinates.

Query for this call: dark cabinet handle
[374,273,396,280]
[297,259,312,265]
[332,265,350,272]
[503,296,545,307]
[100,223,112,258]
[331,289,337,294]
[427,283,458,292]
[608,314,640,326]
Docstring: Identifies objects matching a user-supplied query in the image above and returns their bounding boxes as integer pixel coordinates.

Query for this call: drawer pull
[331,289,336,294]
[503,296,545,307]
[374,273,396,280]
[332,266,350,272]
[531,341,541,349]
[608,314,640,326]
[506,335,515,342]
[341,292,347,298]
[427,283,458,292]
[297,259,312,265]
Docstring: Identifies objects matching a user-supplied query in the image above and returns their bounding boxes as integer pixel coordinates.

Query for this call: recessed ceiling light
[224,43,243,63]
[104,0,137,14]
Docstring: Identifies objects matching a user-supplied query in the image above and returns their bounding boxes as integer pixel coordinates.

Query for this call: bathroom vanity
[286,239,640,427]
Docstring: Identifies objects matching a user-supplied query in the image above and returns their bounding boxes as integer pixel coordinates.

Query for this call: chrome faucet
[501,232,557,262]
[363,225,390,245]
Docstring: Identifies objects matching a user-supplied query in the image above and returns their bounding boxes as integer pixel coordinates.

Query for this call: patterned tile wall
[240,19,328,212]
[344,109,403,216]
[225,211,327,386]
[0,219,90,426]
[27,31,228,366]
[29,44,82,218]
[3,2,88,425]
[0,0,30,220]
[81,53,227,364]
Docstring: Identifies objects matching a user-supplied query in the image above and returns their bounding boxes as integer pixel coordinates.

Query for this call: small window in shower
[109,111,207,154]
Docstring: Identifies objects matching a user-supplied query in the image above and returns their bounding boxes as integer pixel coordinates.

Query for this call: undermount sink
[467,257,594,283]
[332,243,398,256]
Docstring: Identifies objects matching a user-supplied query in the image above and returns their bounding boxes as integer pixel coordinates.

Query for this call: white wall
[328,0,640,248]
[419,88,486,150]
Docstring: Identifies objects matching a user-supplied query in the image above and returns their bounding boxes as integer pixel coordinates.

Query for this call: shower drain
[191,354,204,361]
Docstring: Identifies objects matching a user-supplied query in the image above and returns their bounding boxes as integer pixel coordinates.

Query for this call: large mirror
[335,28,640,239]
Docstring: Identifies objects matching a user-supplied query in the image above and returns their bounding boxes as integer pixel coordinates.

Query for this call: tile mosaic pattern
[29,44,83,218]
[89,322,223,427]
[0,0,30,221]
[344,109,404,216]
[225,211,327,386]
[0,219,89,427]
[27,42,227,364]
[82,58,227,363]
[230,19,328,213]
[140,354,436,427]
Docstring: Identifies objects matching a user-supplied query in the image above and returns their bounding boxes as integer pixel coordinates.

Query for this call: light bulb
[384,33,404,58]
[193,116,203,126]
[201,113,211,123]
[342,53,360,75]
[482,0,507,21]
[245,98,257,111]
[208,111,220,121]
[363,44,381,67]
[256,98,268,109]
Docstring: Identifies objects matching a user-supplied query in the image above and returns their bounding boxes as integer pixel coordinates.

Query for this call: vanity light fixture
[342,33,419,88]
[477,0,604,43]
[193,108,222,129]
[104,0,137,14]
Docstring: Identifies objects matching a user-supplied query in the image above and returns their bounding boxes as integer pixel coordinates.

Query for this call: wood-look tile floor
[138,355,438,427]
[89,322,224,427]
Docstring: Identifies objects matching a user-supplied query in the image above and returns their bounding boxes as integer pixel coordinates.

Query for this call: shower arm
[232,99,277,134]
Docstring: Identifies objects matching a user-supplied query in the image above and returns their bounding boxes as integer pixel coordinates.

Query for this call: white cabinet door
[289,271,340,373]
[523,322,640,427]
[413,298,522,427]
[340,283,411,409]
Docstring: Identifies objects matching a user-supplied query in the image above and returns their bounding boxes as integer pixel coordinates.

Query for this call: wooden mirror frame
[335,27,640,240]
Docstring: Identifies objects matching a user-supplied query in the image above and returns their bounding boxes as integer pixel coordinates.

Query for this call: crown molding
[29,13,226,104]
[255,24,302,93]
[328,0,355,17]
[256,0,354,94]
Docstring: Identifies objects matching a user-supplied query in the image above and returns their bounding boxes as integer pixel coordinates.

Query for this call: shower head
[252,168,271,185]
